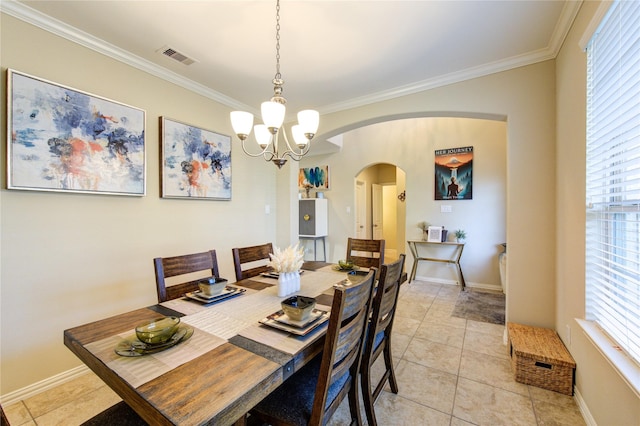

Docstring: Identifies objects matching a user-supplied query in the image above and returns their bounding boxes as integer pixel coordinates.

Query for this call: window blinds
[585,0,640,365]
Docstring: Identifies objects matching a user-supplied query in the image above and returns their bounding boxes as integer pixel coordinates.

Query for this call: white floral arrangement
[268,243,304,273]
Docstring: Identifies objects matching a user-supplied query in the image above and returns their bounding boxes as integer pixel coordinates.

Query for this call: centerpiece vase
[277,271,301,297]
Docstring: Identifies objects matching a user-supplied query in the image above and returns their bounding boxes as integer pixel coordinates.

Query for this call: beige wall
[555,1,640,424]
[0,14,278,394]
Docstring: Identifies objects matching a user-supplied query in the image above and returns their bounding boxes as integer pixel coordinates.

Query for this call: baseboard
[0,365,90,405]
[412,275,502,292]
[574,387,596,426]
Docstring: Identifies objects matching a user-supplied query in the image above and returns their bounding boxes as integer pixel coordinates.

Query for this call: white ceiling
[4,0,582,150]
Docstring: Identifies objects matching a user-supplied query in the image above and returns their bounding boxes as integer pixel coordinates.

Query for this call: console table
[407,240,466,289]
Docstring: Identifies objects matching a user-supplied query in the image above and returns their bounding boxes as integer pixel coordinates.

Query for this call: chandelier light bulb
[291,125,308,148]
[297,110,320,138]
[230,111,254,140]
[254,124,272,148]
[261,101,286,133]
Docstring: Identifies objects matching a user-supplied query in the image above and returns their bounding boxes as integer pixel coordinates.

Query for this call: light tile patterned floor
[4,280,586,426]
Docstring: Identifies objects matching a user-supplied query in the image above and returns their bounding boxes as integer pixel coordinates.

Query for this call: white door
[355,180,366,238]
[372,184,383,239]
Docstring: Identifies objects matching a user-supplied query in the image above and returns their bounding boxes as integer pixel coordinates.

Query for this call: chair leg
[360,359,377,426]
[348,380,364,426]
[383,342,398,394]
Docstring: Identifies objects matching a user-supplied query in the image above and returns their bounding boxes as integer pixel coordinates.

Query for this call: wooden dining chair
[249,268,377,426]
[346,237,385,274]
[153,249,220,302]
[360,254,406,426]
[231,243,273,281]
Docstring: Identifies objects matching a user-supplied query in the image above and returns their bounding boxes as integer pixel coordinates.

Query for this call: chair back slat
[232,243,274,281]
[153,250,220,303]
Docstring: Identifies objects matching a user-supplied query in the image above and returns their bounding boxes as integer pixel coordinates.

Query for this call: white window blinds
[585,0,640,365]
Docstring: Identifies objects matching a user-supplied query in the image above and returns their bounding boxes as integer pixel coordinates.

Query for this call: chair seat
[251,355,350,425]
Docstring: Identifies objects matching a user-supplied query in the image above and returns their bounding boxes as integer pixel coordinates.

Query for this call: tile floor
[3,280,586,426]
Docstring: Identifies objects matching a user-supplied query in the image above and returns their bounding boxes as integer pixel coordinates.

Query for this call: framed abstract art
[160,117,231,200]
[7,69,146,196]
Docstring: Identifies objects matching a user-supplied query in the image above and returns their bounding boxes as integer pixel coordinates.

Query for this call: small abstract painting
[8,70,146,195]
[298,165,329,190]
[435,146,473,200]
[161,117,231,200]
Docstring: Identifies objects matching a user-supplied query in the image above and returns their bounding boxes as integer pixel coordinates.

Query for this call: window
[585,0,640,366]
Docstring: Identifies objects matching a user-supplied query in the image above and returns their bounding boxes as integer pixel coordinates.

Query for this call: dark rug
[451,290,505,325]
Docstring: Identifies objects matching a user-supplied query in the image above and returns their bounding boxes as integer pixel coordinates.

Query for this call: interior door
[372,183,383,239]
[355,180,366,238]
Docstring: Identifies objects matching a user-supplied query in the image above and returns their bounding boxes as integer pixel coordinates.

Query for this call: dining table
[63,261,359,426]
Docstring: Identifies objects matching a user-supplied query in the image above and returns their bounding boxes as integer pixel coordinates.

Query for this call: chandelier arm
[240,139,275,160]
[281,127,312,157]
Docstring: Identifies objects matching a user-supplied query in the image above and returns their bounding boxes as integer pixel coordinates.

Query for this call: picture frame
[298,165,330,190]
[7,69,146,196]
[434,146,473,200]
[160,117,231,200]
[427,226,444,243]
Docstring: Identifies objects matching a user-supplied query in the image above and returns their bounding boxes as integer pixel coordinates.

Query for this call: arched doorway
[355,163,406,262]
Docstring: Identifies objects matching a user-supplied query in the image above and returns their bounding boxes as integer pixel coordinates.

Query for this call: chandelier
[230,0,319,169]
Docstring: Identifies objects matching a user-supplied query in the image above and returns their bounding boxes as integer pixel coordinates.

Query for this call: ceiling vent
[158,46,197,66]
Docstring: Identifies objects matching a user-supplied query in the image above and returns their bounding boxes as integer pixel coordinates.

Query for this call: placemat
[85,326,225,388]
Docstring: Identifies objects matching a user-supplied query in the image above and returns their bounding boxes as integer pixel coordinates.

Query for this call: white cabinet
[299,199,328,237]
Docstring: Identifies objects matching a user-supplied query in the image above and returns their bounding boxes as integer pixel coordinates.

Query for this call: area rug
[452,290,505,325]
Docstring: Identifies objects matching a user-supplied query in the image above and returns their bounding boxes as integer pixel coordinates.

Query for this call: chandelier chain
[274,0,281,80]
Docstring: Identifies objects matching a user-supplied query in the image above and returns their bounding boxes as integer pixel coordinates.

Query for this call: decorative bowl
[198,277,227,296]
[135,316,180,345]
[281,296,316,321]
[338,260,355,270]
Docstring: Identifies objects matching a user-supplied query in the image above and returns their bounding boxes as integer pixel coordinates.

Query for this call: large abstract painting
[8,70,146,196]
[161,117,231,200]
[435,146,473,200]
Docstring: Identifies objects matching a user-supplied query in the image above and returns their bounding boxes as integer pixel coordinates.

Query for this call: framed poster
[298,165,329,190]
[161,117,231,200]
[7,69,146,195]
[435,146,473,200]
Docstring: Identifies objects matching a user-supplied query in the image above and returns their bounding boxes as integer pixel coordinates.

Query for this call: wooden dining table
[63,261,354,426]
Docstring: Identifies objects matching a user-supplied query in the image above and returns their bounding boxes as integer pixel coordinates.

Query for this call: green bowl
[338,260,355,270]
[135,316,180,345]
[281,296,316,322]
[198,277,227,296]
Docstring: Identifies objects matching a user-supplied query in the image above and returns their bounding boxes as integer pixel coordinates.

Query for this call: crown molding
[0,0,251,112]
[2,0,581,117]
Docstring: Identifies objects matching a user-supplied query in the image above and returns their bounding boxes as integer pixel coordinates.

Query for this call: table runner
[84,326,226,388]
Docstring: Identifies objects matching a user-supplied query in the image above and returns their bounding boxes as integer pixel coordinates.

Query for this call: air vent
[157,45,197,66]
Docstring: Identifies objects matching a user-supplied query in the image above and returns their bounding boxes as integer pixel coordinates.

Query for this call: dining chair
[249,268,377,426]
[346,237,385,273]
[360,254,406,426]
[153,249,220,302]
[231,242,274,281]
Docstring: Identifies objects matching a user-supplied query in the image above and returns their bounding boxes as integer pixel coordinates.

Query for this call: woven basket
[507,322,576,395]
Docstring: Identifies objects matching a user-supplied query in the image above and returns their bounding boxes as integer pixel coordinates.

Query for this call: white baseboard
[412,275,502,292]
[574,387,596,426]
[0,365,90,406]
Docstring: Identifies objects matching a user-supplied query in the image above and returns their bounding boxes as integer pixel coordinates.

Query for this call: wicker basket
[507,322,576,395]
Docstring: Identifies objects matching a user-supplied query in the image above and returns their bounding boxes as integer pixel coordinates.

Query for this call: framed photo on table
[427,226,444,243]
[7,69,146,196]
[160,117,231,200]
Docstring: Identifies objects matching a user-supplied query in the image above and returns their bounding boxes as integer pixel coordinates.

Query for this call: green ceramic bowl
[198,277,227,297]
[281,296,316,322]
[338,260,355,270]
[135,316,180,345]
